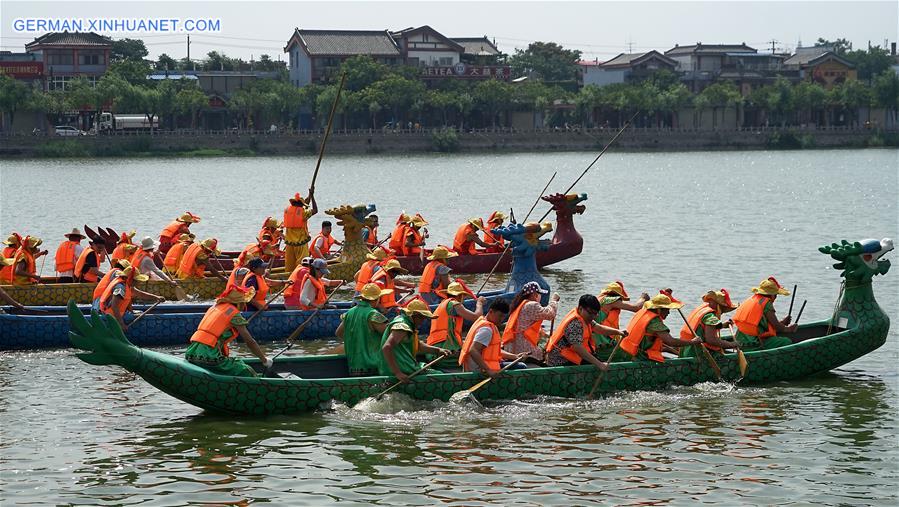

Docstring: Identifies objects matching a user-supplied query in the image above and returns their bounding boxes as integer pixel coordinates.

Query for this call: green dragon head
[819,238,893,283]
[68,299,141,368]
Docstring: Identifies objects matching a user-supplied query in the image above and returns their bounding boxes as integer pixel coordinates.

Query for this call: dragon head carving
[819,238,892,283]
[542,192,587,217]
[325,204,376,237]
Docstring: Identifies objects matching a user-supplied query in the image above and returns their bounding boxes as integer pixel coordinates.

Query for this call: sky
[1,0,897,63]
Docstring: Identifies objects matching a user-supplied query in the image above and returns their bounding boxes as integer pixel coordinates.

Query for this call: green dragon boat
[68,239,892,416]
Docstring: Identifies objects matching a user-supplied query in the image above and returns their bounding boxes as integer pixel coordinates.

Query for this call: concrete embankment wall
[0,128,888,158]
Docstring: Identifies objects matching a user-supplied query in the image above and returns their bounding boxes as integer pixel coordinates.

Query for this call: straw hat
[359,282,393,302]
[427,245,458,261]
[644,293,684,310]
[401,298,436,319]
[467,217,485,231]
[366,247,388,261]
[177,212,201,224]
[200,238,221,255]
[396,212,411,225]
[289,193,306,205]
[752,277,790,296]
[113,258,132,270]
[64,227,86,239]
[140,236,157,251]
[217,284,255,304]
[117,265,149,282]
[263,216,282,229]
[177,233,194,243]
[24,236,42,249]
[599,280,630,300]
[445,281,470,298]
[486,211,507,224]
[118,230,136,243]
[703,288,737,312]
[3,234,21,246]
[382,258,408,274]
[122,244,138,256]
[411,214,429,228]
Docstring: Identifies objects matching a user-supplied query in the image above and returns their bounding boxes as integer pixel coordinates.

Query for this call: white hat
[140,236,157,251]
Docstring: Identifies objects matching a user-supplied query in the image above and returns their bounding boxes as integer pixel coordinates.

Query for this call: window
[49,75,73,90]
[48,53,74,65]
[79,53,103,65]
[407,57,419,67]
[439,57,453,66]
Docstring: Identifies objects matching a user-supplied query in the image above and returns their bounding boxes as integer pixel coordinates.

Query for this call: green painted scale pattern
[68,240,891,416]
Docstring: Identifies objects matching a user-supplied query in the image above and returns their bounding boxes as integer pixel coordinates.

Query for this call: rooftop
[666,43,757,56]
[601,51,678,69]
[784,50,854,68]
[286,29,400,56]
[25,31,112,49]
[452,37,501,56]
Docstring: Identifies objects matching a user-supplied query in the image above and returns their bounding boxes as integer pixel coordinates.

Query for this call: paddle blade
[737,350,748,377]
[449,389,483,407]
[173,285,188,301]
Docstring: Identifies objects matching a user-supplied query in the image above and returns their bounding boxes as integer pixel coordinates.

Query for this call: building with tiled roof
[22,31,112,91]
[665,42,758,92]
[784,46,856,89]
[579,51,676,87]
[284,28,400,87]
[452,36,502,63]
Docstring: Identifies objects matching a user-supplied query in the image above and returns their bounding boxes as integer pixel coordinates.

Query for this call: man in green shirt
[379,299,452,381]
[336,283,392,376]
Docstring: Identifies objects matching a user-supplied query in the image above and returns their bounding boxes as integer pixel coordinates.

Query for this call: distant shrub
[430,128,460,152]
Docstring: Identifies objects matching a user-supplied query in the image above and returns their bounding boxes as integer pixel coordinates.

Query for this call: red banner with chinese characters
[0,62,44,79]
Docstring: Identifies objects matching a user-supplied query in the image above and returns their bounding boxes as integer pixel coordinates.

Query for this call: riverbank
[1,127,896,158]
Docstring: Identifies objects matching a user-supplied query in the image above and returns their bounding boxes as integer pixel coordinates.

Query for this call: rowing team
[183,274,799,381]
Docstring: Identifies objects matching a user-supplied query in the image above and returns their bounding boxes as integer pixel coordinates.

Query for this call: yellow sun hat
[24,236,43,249]
[359,282,393,302]
[200,238,221,256]
[411,213,429,227]
[401,298,436,319]
[702,288,737,311]
[486,211,507,224]
[599,280,630,301]
[644,293,684,310]
[263,216,282,229]
[117,265,150,282]
[177,233,195,243]
[0,257,13,266]
[382,259,408,274]
[289,193,307,205]
[122,244,138,255]
[751,276,791,296]
[467,217,485,231]
[426,245,458,261]
[177,212,201,224]
[366,247,388,261]
[445,281,470,298]
[3,234,21,246]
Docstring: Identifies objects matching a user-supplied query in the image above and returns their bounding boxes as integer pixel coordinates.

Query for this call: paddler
[418,245,456,305]
[176,238,226,281]
[74,237,106,283]
[295,258,342,310]
[679,288,740,357]
[481,211,507,253]
[354,247,388,294]
[132,237,181,290]
[98,263,165,331]
[162,233,195,276]
[371,259,417,312]
[502,281,560,360]
[283,190,318,272]
[240,258,291,311]
[361,215,379,247]
[1,233,22,282]
[427,281,485,352]
[403,214,428,257]
[11,236,49,285]
[158,212,201,256]
[732,277,797,351]
[236,238,277,268]
[185,284,273,377]
[460,299,524,375]
[283,257,313,309]
[109,230,136,267]
[258,216,283,247]
[453,218,491,255]
[592,281,650,358]
[0,278,28,312]
[311,221,342,259]
[92,258,132,310]
[618,293,700,362]
[378,299,452,382]
[335,282,393,376]
[545,295,628,368]
[388,213,411,255]
[54,227,86,283]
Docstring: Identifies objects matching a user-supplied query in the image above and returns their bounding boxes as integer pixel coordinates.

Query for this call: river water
[1,149,897,505]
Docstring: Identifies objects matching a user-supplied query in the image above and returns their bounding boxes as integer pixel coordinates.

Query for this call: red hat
[659,288,682,304]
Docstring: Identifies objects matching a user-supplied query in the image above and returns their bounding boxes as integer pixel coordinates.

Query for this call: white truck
[96,113,159,132]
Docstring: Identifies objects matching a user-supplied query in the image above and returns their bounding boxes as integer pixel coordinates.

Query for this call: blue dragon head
[819,238,892,283]
[492,221,554,258]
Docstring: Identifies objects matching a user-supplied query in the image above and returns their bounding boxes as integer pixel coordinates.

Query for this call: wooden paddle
[588,339,621,398]
[266,282,346,367]
[676,307,722,381]
[726,323,749,378]
[449,353,528,405]
[128,300,163,328]
[309,72,347,193]
[375,355,446,401]
[245,282,292,324]
[787,284,797,317]
[794,300,807,324]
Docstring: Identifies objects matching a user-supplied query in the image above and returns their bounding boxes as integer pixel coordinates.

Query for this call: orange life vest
[733,294,777,339]
[177,243,206,279]
[311,232,336,259]
[93,268,121,300]
[10,248,36,285]
[388,224,408,254]
[189,302,242,356]
[241,272,270,307]
[545,308,595,365]
[402,228,423,256]
[99,278,133,317]
[599,305,622,329]
[453,223,478,255]
[418,260,446,295]
[283,204,309,230]
[0,246,17,281]
[355,259,381,292]
[284,266,309,298]
[501,301,544,347]
[160,220,186,242]
[482,229,504,252]
[680,303,721,352]
[74,248,103,283]
[236,243,265,268]
[299,274,326,310]
[163,241,189,271]
[458,317,502,371]
[364,226,378,246]
[54,240,79,273]
[621,308,665,363]
[130,249,152,272]
[427,298,464,346]
[370,269,397,308]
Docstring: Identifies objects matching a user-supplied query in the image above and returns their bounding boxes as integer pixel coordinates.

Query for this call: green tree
[0,75,33,130]
[696,82,742,128]
[474,79,514,127]
[365,75,425,126]
[815,38,852,54]
[845,46,894,82]
[873,70,899,127]
[107,59,153,86]
[508,41,582,84]
[793,81,827,125]
[830,79,873,125]
[658,82,691,128]
[155,53,178,71]
[174,85,207,128]
[111,38,149,62]
[340,55,389,91]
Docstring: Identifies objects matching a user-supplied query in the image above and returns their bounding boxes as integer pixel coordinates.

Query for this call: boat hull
[0,278,226,306]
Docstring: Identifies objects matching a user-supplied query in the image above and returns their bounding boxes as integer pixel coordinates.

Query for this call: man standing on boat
[311,221,342,260]
[388,213,411,255]
[185,284,273,377]
[427,282,485,353]
[732,277,797,350]
[74,238,107,284]
[54,228,86,283]
[283,191,318,272]
[502,281,559,361]
[98,264,165,331]
[618,293,700,362]
[158,212,201,256]
[336,283,393,376]
[679,289,740,357]
[403,214,428,258]
[453,218,491,255]
[379,299,452,382]
[545,295,626,368]
[459,299,523,376]
[418,246,456,305]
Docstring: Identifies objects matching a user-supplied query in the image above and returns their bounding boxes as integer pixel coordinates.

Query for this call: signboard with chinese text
[0,62,44,79]
[420,64,510,80]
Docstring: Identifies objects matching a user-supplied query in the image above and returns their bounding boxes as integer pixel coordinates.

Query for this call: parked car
[54,126,84,137]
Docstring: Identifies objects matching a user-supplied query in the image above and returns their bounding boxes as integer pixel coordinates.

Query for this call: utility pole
[627,36,634,54]
[186,34,191,62]
[768,39,778,54]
